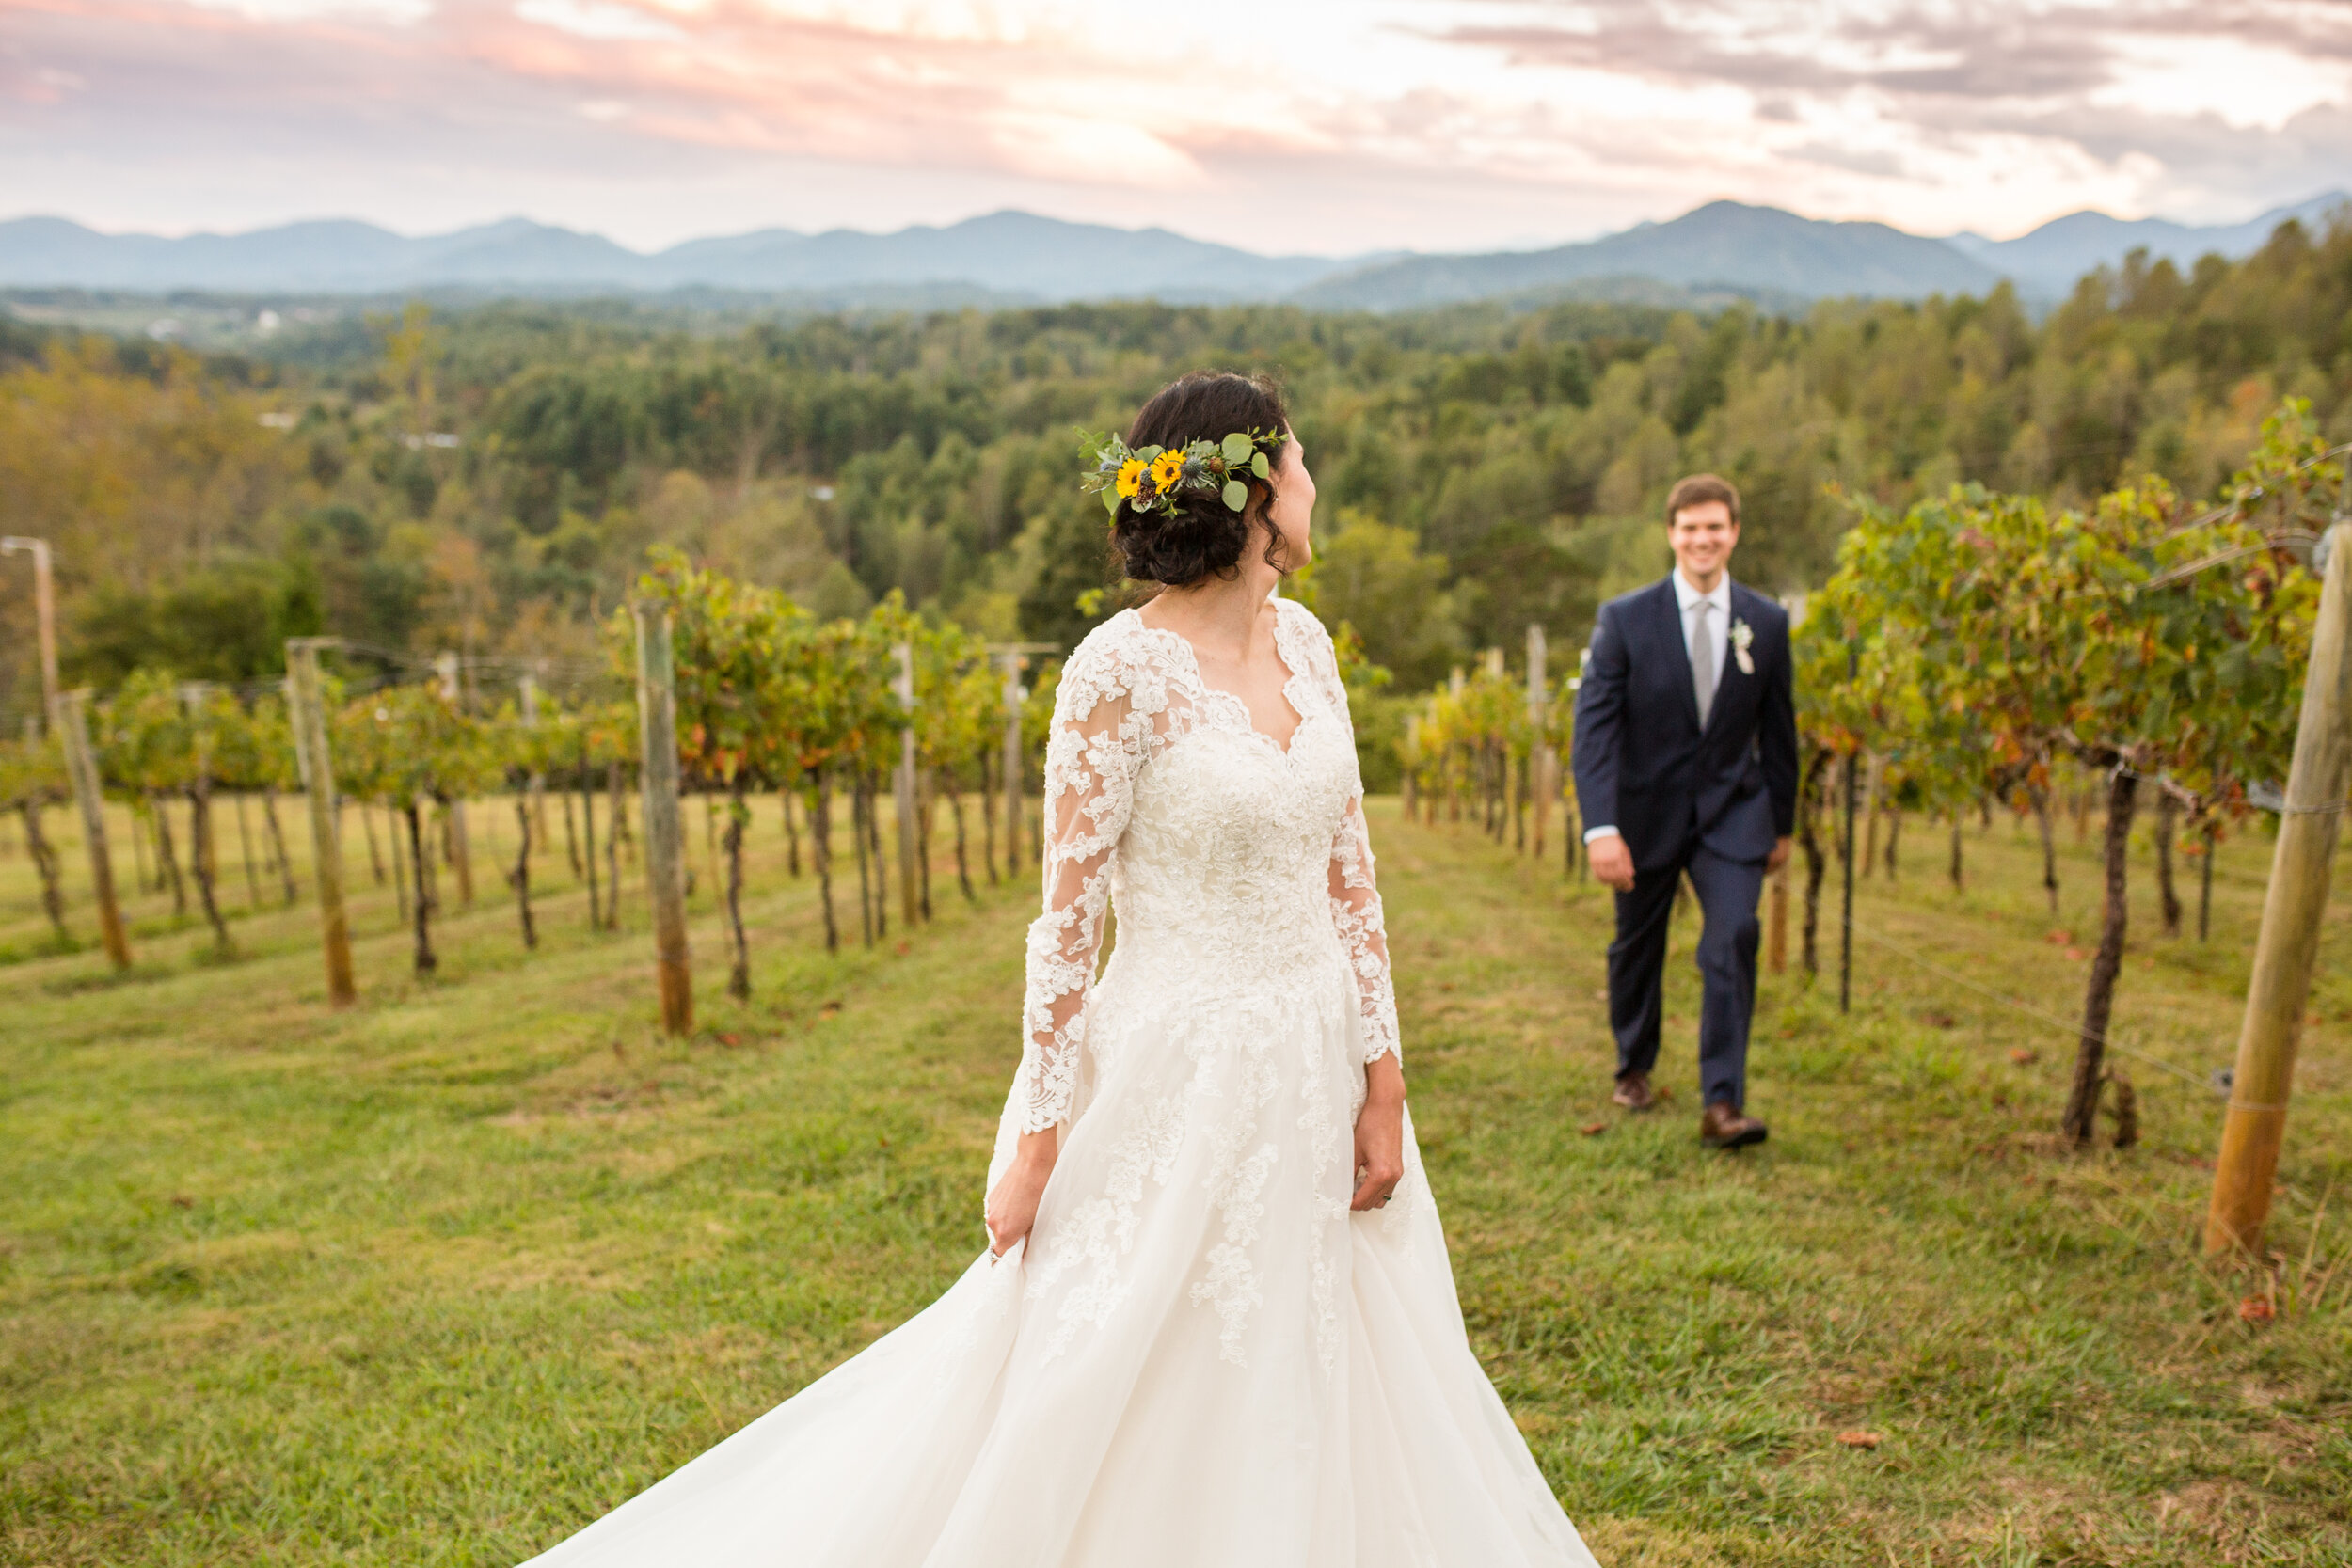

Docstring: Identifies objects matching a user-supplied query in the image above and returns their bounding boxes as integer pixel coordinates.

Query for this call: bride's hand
[985,1132,1057,1255]
[1351,1053,1406,1212]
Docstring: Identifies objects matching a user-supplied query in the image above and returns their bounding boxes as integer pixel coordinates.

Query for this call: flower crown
[1081,428,1284,520]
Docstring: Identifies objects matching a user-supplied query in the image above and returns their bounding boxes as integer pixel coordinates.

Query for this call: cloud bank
[1,0,2346,252]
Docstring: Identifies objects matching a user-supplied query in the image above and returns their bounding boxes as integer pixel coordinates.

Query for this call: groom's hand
[1588,832,1636,892]
[1766,834,1793,874]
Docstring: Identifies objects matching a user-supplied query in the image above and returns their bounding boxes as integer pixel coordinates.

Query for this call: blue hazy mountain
[1298,195,2348,310]
[0,210,1362,302]
[1295,200,2005,309]
[644,212,1362,298]
[1944,192,2349,298]
[1,195,2341,309]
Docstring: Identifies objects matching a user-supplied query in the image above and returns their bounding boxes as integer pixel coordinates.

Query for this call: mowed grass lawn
[1,793,2347,1566]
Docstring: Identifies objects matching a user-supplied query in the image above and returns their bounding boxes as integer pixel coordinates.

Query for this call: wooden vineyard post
[633,604,692,1036]
[2204,515,2352,1255]
[1772,586,1802,975]
[982,641,1057,880]
[1768,859,1788,974]
[1,536,59,732]
[1000,652,1024,876]
[57,689,131,970]
[286,640,357,1006]
[177,681,232,954]
[1839,751,1857,1013]
[1838,643,1859,1014]
[1402,716,1420,823]
[519,672,548,847]
[894,641,921,927]
[435,653,474,906]
[1526,625,1550,858]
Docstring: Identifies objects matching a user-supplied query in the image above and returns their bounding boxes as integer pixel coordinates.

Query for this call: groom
[1571,474,1798,1149]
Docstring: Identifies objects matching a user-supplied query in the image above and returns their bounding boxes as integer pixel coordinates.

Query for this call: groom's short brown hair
[1665,474,1740,527]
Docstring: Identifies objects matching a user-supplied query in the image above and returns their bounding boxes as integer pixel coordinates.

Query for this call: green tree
[70,560,324,688]
[633,548,809,996]
[1015,494,1121,655]
[1833,404,2331,1144]
[1291,512,1464,692]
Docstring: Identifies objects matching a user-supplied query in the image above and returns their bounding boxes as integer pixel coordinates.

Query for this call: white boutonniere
[1729,618,1755,675]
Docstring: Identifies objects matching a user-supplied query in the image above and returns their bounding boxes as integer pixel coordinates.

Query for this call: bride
[520,372,1599,1567]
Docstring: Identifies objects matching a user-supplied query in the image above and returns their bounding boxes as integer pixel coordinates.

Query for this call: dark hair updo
[1110,371,1292,587]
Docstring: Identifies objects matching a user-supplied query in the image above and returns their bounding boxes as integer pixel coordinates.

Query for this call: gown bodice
[1011,599,1400,1135]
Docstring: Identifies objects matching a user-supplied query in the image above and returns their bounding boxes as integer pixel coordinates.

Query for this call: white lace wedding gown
[521,599,1597,1568]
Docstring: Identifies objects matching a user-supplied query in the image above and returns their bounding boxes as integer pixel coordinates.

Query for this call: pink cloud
[0,0,2344,250]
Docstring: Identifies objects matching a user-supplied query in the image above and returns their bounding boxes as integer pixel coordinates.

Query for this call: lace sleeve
[1329,795,1401,1066]
[1295,606,1402,1067]
[1014,642,1146,1132]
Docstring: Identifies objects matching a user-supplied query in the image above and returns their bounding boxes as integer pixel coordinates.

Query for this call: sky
[3,0,2349,255]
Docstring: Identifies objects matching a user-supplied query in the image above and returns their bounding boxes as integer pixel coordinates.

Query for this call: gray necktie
[1691,599,1716,729]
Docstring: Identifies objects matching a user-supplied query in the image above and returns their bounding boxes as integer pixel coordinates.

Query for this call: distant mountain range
[1298,201,1999,309]
[1302,193,2347,310]
[0,211,1367,304]
[1,194,2343,313]
[1942,193,2349,297]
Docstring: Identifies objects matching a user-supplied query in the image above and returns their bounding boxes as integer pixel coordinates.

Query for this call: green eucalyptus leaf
[1101,485,1120,516]
[1250,451,1270,479]
[1137,444,1164,462]
[1221,432,1252,465]
[1222,479,1248,512]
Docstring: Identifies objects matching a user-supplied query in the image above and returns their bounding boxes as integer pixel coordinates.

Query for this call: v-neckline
[1127,607,1310,758]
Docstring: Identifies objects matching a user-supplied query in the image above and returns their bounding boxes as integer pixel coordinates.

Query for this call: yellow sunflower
[1115,456,1147,499]
[1148,448,1187,494]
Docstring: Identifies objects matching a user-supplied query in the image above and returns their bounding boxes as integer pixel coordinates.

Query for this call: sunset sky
[5,0,2349,252]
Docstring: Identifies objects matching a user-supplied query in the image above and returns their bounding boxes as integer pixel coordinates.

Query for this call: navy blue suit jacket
[1570,576,1799,873]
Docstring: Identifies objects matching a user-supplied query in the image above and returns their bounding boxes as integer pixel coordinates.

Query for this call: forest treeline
[0,210,2346,722]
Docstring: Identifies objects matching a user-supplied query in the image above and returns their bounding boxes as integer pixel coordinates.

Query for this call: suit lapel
[1651,578,1703,735]
[1699,585,1755,743]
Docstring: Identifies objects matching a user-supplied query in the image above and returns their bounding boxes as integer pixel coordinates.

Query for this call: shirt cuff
[1582,825,1620,845]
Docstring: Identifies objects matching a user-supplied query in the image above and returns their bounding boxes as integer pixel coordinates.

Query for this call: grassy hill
[0,797,2345,1564]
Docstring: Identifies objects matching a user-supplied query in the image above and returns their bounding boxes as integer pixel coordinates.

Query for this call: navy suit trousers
[1607,844,1765,1109]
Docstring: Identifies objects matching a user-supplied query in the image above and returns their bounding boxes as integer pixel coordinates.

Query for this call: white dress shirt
[1671,567,1732,669]
[1584,569,1733,846]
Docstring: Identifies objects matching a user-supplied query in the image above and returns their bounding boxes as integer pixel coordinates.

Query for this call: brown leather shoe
[1612,1072,1657,1112]
[1699,1102,1768,1148]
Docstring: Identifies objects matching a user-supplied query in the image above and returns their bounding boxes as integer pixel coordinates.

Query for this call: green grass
[0,795,2346,1566]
